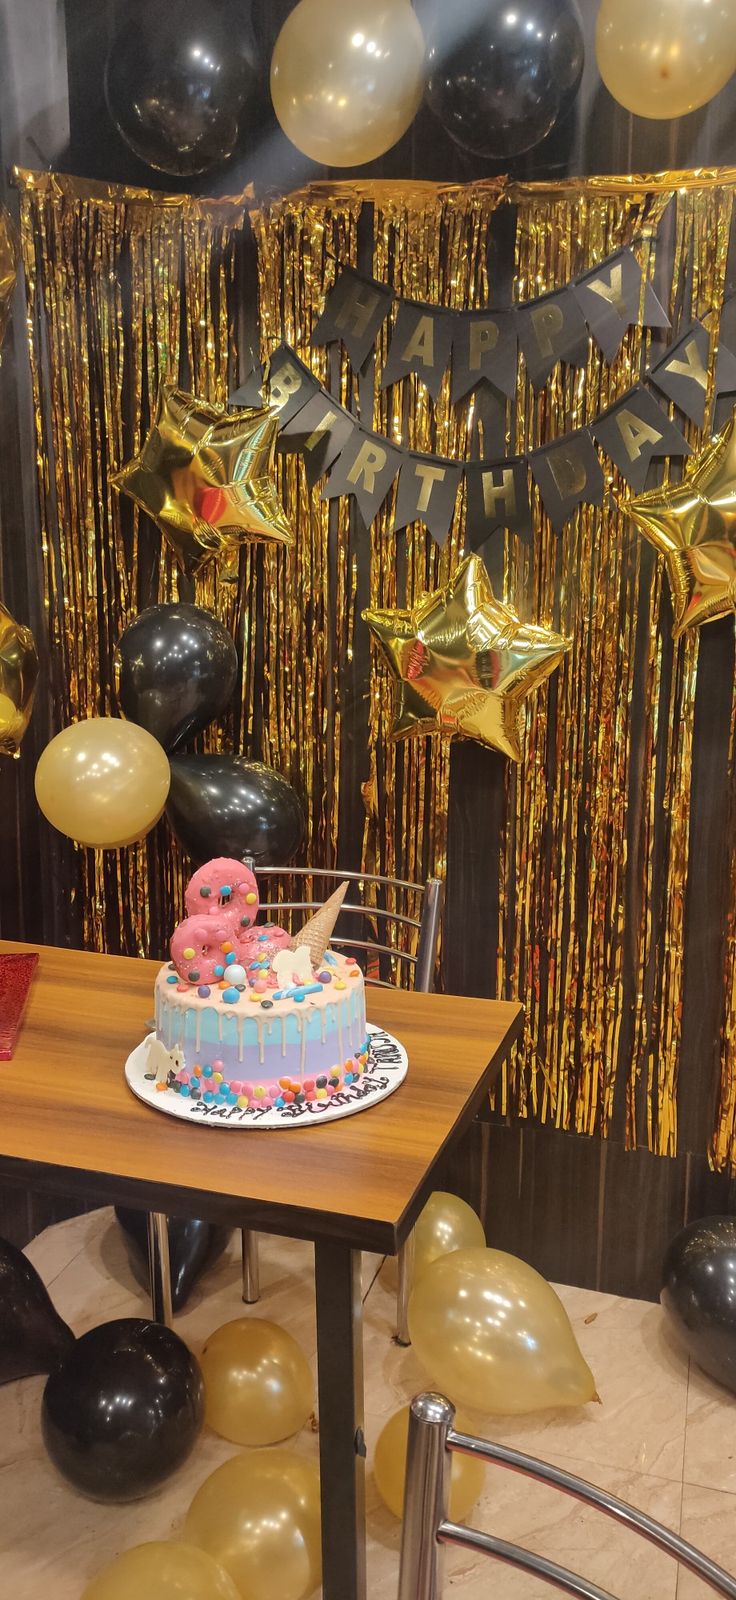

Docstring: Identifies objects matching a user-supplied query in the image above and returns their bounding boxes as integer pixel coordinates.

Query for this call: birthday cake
[150,857,369,1113]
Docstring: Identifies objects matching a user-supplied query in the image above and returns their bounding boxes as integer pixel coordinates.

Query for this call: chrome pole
[395,1229,415,1346]
[241,1228,261,1303]
[146,1211,173,1327]
[415,878,444,994]
[398,1393,453,1600]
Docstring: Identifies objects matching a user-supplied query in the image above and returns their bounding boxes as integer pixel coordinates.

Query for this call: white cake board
[124,1022,407,1129]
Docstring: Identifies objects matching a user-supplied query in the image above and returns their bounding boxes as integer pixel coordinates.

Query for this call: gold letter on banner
[268,358,305,412]
[585,262,627,319]
[482,466,518,520]
[469,319,499,370]
[335,281,382,338]
[304,407,339,453]
[546,443,588,497]
[615,407,663,461]
[401,314,435,368]
[529,300,565,358]
[413,461,447,512]
[667,337,709,392]
[347,439,387,494]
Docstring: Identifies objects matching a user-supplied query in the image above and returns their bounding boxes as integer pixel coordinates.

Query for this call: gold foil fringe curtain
[15,167,736,1168]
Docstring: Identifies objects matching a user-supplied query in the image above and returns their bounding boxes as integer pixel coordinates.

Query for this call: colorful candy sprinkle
[260,1000,274,1010]
[222,986,240,1004]
[166,974,178,985]
[318,971,331,983]
[214,964,225,978]
[245,891,257,904]
[197,985,211,999]
[199,885,211,898]
[240,915,251,928]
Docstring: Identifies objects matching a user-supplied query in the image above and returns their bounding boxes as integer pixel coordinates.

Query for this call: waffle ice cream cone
[294,881,349,967]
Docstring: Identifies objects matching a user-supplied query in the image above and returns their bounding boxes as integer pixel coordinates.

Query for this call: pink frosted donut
[170,912,238,984]
[184,857,259,931]
[238,923,293,966]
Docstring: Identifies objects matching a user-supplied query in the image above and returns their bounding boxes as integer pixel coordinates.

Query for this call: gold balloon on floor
[408,1248,597,1416]
[200,1318,314,1447]
[412,1191,486,1283]
[184,1450,321,1600]
[35,718,170,848]
[111,382,293,576]
[621,409,736,638]
[595,0,736,118]
[363,554,570,760]
[374,1403,484,1521]
[82,1541,240,1600]
[270,0,426,166]
[0,600,38,757]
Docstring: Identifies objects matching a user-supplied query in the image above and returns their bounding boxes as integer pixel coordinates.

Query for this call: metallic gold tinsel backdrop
[15,167,736,1167]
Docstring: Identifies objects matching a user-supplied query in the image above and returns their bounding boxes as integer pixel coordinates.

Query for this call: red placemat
[0,952,38,1059]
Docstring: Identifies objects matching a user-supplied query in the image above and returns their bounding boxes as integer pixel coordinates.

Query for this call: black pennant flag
[516,287,589,389]
[464,458,532,545]
[381,302,454,399]
[231,344,320,425]
[649,321,711,428]
[393,454,462,546]
[450,310,518,404]
[530,430,604,533]
[311,266,394,371]
[279,390,356,489]
[322,425,403,525]
[592,385,690,492]
[574,248,670,363]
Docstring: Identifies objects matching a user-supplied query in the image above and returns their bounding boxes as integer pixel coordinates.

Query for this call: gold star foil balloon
[0,600,39,757]
[111,382,293,574]
[363,553,570,761]
[621,409,736,638]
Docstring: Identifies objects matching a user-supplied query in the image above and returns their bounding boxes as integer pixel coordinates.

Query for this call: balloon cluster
[34,602,305,862]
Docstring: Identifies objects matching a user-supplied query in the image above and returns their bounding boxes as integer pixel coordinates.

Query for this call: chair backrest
[245,863,444,994]
[398,1393,736,1600]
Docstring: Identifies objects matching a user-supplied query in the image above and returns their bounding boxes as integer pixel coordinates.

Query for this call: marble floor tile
[3,1210,734,1600]
[677,1483,736,1600]
[683,1361,736,1494]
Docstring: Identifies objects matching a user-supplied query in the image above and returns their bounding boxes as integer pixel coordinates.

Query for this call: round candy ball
[200,1318,314,1447]
[42,1318,204,1501]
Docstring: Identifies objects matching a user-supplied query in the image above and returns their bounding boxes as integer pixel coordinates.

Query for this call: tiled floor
[1,1209,734,1598]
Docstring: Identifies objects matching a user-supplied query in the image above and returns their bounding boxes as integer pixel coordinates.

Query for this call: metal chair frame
[239,865,444,1342]
[398,1393,736,1600]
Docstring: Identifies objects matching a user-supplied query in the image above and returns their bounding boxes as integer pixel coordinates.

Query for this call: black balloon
[42,1318,204,1501]
[104,0,259,177]
[0,1237,74,1385]
[114,603,238,752]
[167,753,305,865]
[661,1217,736,1393]
[115,1207,230,1313]
[426,0,584,160]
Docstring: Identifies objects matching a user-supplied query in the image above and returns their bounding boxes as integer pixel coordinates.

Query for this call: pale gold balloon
[200,1318,314,1447]
[82,1541,240,1600]
[408,1247,597,1416]
[270,0,426,167]
[184,1450,321,1600]
[596,0,736,119]
[412,1191,486,1283]
[374,1404,484,1521]
[34,717,170,848]
[0,599,38,757]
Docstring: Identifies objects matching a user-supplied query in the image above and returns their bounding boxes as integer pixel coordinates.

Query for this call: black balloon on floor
[661,1216,736,1393]
[42,1318,204,1501]
[114,603,238,752]
[115,1208,230,1313]
[426,0,584,160]
[167,753,305,865]
[104,0,260,176]
[0,1237,75,1385]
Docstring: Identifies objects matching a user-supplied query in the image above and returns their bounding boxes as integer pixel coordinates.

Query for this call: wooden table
[0,939,522,1600]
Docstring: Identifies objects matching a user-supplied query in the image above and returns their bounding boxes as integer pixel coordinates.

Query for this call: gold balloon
[412,1191,486,1284]
[621,409,736,638]
[595,0,736,119]
[374,1403,484,1521]
[363,553,570,761]
[82,1541,240,1600]
[0,207,18,352]
[35,717,171,848]
[200,1318,314,1447]
[185,1450,321,1600]
[408,1247,597,1415]
[111,382,293,575]
[270,0,426,167]
[0,600,38,757]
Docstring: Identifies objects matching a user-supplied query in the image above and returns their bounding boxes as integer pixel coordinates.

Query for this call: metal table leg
[314,1240,366,1600]
[146,1211,173,1327]
[241,1228,260,1302]
[395,1230,415,1346]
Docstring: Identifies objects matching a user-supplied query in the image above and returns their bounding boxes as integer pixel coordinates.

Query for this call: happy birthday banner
[232,310,736,544]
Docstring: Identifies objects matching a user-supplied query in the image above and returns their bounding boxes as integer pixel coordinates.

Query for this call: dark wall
[1,0,735,1289]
